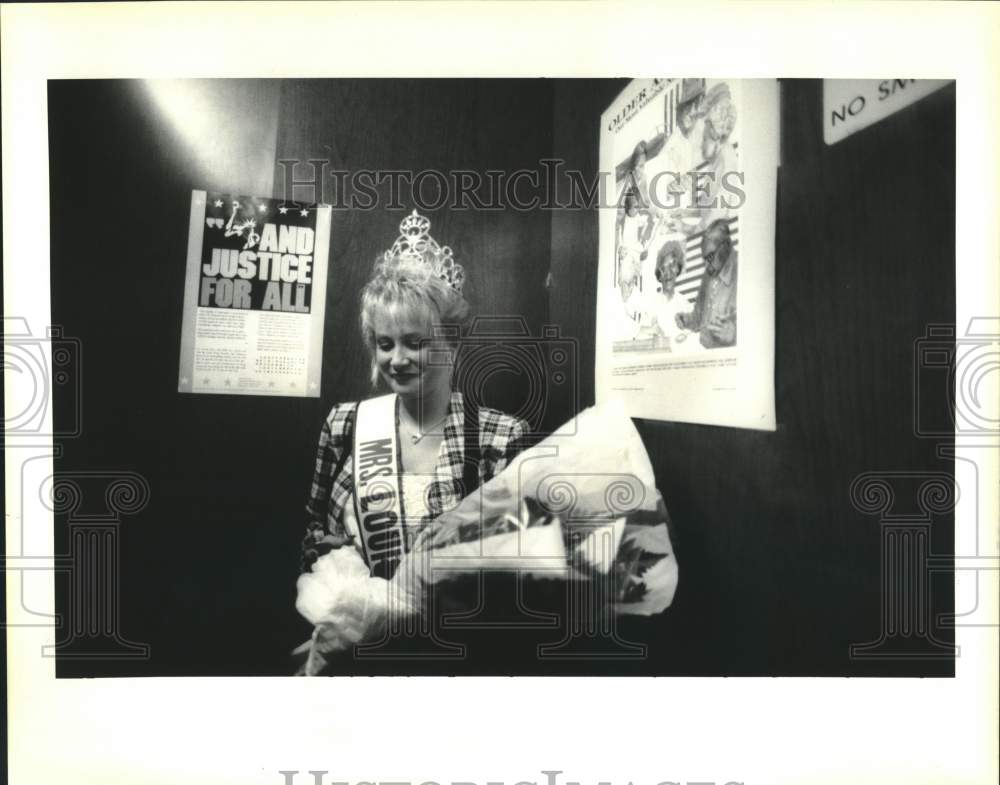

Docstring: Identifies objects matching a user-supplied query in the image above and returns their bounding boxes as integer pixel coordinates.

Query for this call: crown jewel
[384,210,465,294]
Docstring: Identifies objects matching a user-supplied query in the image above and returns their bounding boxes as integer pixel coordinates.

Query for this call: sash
[352,394,406,579]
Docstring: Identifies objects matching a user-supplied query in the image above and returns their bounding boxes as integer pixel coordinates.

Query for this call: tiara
[383,210,465,294]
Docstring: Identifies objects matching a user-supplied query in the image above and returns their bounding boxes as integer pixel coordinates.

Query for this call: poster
[178,190,331,397]
[596,78,779,429]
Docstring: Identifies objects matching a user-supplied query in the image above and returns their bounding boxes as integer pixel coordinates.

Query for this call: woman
[650,239,690,349]
[301,210,530,583]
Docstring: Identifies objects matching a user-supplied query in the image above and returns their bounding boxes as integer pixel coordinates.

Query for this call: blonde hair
[359,250,471,387]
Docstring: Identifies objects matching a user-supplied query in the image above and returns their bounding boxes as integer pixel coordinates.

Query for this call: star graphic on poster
[309,381,318,390]
[214,199,223,208]
[258,204,267,213]
[278,206,288,215]
[180,377,189,385]
[299,208,309,217]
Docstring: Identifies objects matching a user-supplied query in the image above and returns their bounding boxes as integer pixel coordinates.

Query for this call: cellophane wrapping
[396,399,679,615]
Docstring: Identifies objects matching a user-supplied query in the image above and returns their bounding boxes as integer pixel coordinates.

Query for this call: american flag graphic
[662,79,683,140]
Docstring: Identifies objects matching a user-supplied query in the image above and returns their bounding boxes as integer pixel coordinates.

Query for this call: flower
[295,547,419,669]
[295,547,373,625]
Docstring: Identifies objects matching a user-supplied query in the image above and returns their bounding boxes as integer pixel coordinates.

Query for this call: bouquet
[397,399,678,615]
[293,400,678,674]
[293,546,417,675]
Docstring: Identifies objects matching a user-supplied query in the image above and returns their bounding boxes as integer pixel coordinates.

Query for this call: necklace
[401,411,449,444]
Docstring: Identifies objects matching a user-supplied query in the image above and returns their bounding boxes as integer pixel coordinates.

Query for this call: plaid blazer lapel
[438,392,465,496]
[429,391,466,516]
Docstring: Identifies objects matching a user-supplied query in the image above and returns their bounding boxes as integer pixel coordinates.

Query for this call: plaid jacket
[301,391,530,572]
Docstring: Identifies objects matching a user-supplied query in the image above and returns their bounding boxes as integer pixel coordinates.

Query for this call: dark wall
[50,78,954,676]
[49,80,309,676]
[274,79,554,419]
[548,79,955,675]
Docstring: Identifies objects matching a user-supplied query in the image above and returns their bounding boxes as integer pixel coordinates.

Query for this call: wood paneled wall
[273,79,554,418]
[547,79,956,675]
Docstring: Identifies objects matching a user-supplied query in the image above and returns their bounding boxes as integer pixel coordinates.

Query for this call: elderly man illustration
[676,218,738,348]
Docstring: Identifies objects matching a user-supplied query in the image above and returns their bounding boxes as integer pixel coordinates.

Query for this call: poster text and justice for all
[200,223,314,312]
